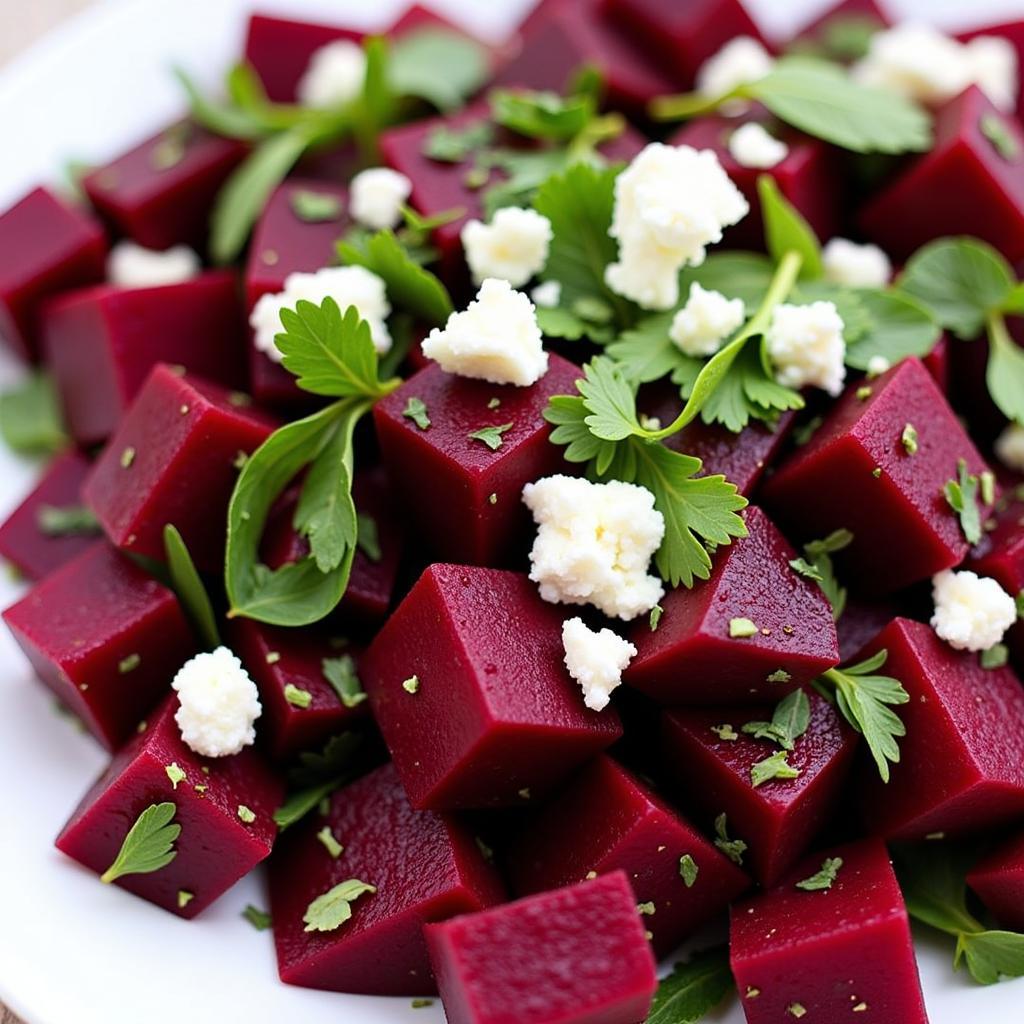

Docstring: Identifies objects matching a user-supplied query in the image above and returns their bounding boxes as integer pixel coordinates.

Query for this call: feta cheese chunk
[249,265,392,361]
[766,301,847,396]
[995,422,1024,472]
[350,167,412,230]
[728,123,789,169]
[696,36,774,98]
[965,35,1020,113]
[930,569,1018,653]
[461,207,553,287]
[822,237,892,289]
[669,282,745,357]
[605,143,748,311]
[172,647,262,758]
[107,242,200,288]
[522,475,665,620]
[297,40,367,108]
[531,279,562,308]
[421,277,548,386]
[561,617,637,712]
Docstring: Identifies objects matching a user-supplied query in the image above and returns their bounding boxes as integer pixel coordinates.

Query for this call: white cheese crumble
[461,207,553,288]
[822,238,892,289]
[605,143,748,311]
[172,647,262,758]
[995,422,1024,472]
[728,123,789,169]
[965,35,1020,114]
[669,282,745,357]
[766,301,847,396]
[422,277,548,386]
[250,265,392,361]
[531,280,562,308]
[522,475,665,620]
[696,36,774,99]
[561,617,637,712]
[107,242,200,288]
[867,354,891,377]
[297,40,367,108]
[930,569,1018,653]
[350,167,412,230]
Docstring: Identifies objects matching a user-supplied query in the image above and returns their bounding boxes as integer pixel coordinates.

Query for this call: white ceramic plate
[1,0,1023,1021]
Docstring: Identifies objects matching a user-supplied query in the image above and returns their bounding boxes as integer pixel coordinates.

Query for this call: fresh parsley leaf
[274,782,340,831]
[645,947,733,1024]
[100,802,180,883]
[243,904,273,930]
[957,930,1024,985]
[796,856,844,891]
[285,684,313,708]
[679,854,699,887]
[402,396,431,430]
[986,312,1024,427]
[742,689,811,751]
[788,557,823,582]
[758,175,823,279]
[680,252,776,313]
[842,288,941,370]
[0,372,67,456]
[578,357,643,441]
[944,458,984,545]
[481,147,569,217]
[164,524,221,650]
[356,512,381,562]
[36,504,100,537]
[290,189,344,223]
[303,879,377,933]
[982,644,1010,670]
[317,826,345,858]
[606,313,701,385]
[288,731,363,788]
[422,120,494,162]
[750,749,801,787]
[713,813,747,866]
[801,529,854,620]
[322,655,366,709]
[174,66,271,141]
[388,28,489,112]
[491,88,595,140]
[468,422,514,451]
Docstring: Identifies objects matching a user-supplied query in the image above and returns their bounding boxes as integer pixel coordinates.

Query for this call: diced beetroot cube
[958,21,1024,118]
[860,86,1024,263]
[0,187,106,360]
[510,755,749,956]
[661,690,857,885]
[730,838,928,1024]
[55,695,282,917]
[0,450,96,581]
[2,542,196,750]
[426,870,657,1024]
[83,365,276,573]
[373,356,581,566]
[363,564,622,810]
[836,595,904,662]
[794,0,891,50]
[761,357,994,592]
[967,830,1024,930]
[858,617,1024,838]
[44,272,247,446]
[270,762,505,995]
[82,123,248,251]
[626,506,839,705]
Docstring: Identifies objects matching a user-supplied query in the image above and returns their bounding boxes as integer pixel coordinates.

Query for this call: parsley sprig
[645,947,734,1024]
[303,879,377,933]
[101,802,180,884]
[742,689,811,750]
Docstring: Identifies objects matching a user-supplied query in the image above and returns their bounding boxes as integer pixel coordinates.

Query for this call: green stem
[649,85,746,122]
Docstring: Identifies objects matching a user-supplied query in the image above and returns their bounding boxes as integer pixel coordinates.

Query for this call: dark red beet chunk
[730,839,928,1024]
[958,21,1024,118]
[82,123,248,251]
[923,331,950,393]
[44,272,247,446]
[762,358,994,592]
[858,618,1024,839]
[426,871,657,1024]
[968,830,1024,930]
[83,365,276,573]
[0,187,106,360]
[373,356,581,566]
[0,450,96,581]
[56,694,282,917]
[794,0,891,52]
[362,564,622,810]
[2,542,196,750]
[661,690,857,885]
[626,506,839,705]
[510,755,749,956]
[270,762,505,995]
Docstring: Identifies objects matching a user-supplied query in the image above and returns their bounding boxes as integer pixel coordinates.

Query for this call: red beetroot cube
[44,272,247,446]
[373,356,581,566]
[661,690,857,885]
[923,331,950,393]
[82,123,248,251]
[626,506,839,705]
[426,870,657,1024]
[2,542,196,750]
[762,357,994,592]
[362,564,622,810]
[83,365,276,573]
[0,187,106,360]
[967,830,1024,930]
[510,755,749,956]
[858,617,1024,839]
[270,762,505,995]
[730,839,928,1024]
[0,450,96,581]
[793,0,891,54]
[56,695,282,917]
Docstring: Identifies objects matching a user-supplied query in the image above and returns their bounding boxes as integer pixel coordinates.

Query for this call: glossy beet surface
[426,871,658,1024]
[270,762,505,995]
[730,839,928,1024]
[2,542,196,750]
[56,695,282,917]
[968,830,1024,931]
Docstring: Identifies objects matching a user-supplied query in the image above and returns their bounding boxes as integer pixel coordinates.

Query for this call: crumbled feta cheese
[422,277,548,386]
[605,143,748,311]
[522,475,665,620]
[249,265,392,361]
[297,40,367,108]
[766,301,847,396]
[350,167,412,230]
[866,354,891,377]
[561,617,637,712]
[822,237,892,289]
[461,207,553,287]
[728,123,789,169]
[107,242,200,288]
[172,647,262,758]
[531,280,562,308]
[669,282,745,357]
[965,35,1019,113]
[995,422,1024,472]
[696,36,774,99]
[930,569,1018,653]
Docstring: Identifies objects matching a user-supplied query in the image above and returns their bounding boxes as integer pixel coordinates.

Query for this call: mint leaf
[468,422,514,451]
[303,879,377,933]
[101,802,180,884]
[843,289,941,370]
[645,947,733,1024]
[322,655,366,708]
[750,749,801,787]
[388,28,489,112]
[796,856,844,891]
[37,504,99,537]
[164,524,221,649]
[758,175,823,278]
[944,458,984,545]
[491,88,595,140]
[0,372,67,457]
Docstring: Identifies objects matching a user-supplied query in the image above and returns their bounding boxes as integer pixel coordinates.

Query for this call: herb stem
[649,86,744,122]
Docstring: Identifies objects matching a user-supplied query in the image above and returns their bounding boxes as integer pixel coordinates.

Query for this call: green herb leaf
[758,175,823,279]
[944,458,984,545]
[356,512,381,562]
[980,112,1020,160]
[957,931,1024,985]
[578,357,643,441]
[981,644,1010,670]
[842,289,941,370]
[742,689,811,751]
[796,856,844,891]
[729,617,758,638]
[467,422,514,451]
[243,904,273,930]
[0,372,67,456]
[680,252,776,313]
[802,529,854,620]
[713,813,747,866]
[986,312,1024,427]
[273,778,341,830]
[389,28,489,112]
[491,88,595,140]
[303,879,377,932]
[322,655,366,708]
[284,684,313,708]
[606,312,701,386]
[164,524,221,649]
[291,189,344,222]
[645,947,733,1024]
[679,854,699,888]
[402,396,431,430]
[165,763,186,789]
[750,749,801,787]
[316,826,344,858]
[101,802,180,884]
[36,504,100,537]
[422,119,494,162]
[174,66,271,141]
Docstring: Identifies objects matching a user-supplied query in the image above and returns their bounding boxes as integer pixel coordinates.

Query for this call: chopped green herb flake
[1016,590,1024,619]
[679,854,699,888]
[788,1004,807,1019]
[872,466,882,478]
[177,890,194,909]
[981,644,1009,670]
[518,787,531,800]
[303,879,376,933]
[422,120,493,162]
[793,415,823,446]
[120,446,136,468]
[711,724,739,741]
[750,749,801,787]
[151,123,191,170]
[901,423,919,455]
[118,653,141,674]
[411,999,435,1009]
[475,836,494,861]
[796,856,844,891]
[767,669,792,684]
[290,189,344,223]
[745,986,761,999]
[856,385,873,400]
[36,504,100,537]
[649,604,663,631]
[487,397,501,409]
[323,655,367,708]
[637,901,656,916]
[980,112,1020,159]
[402,675,420,694]
[742,689,811,751]
[237,805,256,824]
[402,396,431,430]
[468,422,514,451]
[165,763,186,789]
[789,556,824,582]
[729,617,758,638]
[101,802,180,884]
[316,826,344,858]
[284,684,313,708]
[803,529,854,620]
[242,904,272,931]
[713,813,747,866]
[944,458,984,544]
[980,470,996,508]
[488,492,498,505]
[265,651,281,665]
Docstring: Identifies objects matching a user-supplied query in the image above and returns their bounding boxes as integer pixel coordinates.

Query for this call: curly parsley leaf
[645,947,734,1024]
[164,524,221,649]
[303,879,377,933]
[0,372,67,457]
[101,802,180,883]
